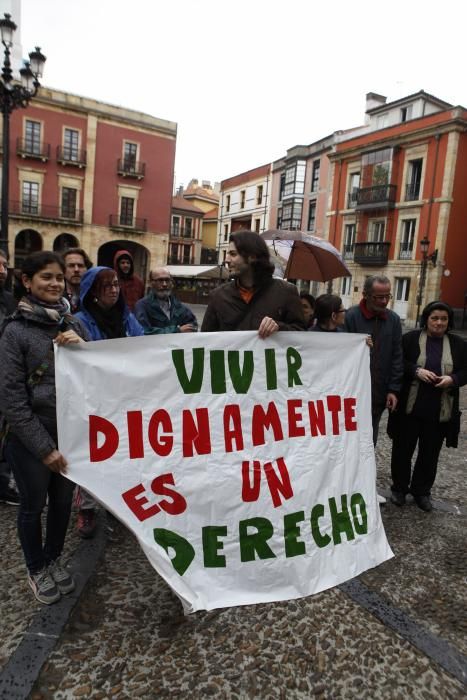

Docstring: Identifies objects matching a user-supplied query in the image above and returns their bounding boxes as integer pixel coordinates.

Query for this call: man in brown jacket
[201,230,305,336]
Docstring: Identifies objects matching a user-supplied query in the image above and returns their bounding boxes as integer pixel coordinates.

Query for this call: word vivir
[89,395,358,462]
[151,492,368,575]
[171,346,303,393]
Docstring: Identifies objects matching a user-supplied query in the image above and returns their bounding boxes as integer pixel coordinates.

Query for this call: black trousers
[390,414,444,496]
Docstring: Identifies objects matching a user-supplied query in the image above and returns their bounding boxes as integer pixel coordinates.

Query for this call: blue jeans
[5,435,75,574]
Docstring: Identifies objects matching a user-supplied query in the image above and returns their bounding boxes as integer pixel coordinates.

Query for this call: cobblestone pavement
[0,321,466,699]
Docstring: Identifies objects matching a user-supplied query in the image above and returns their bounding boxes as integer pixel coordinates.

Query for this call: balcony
[16,138,50,162]
[9,200,83,223]
[354,241,390,266]
[405,183,421,201]
[399,244,414,260]
[109,214,147,233]
[170,226,194,240]
[356,184,396,211]
[117,159,145,179]
[56,146,87,168]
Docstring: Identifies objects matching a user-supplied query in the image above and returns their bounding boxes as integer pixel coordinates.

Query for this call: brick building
[326,91,467,324]
[1,86,177,280]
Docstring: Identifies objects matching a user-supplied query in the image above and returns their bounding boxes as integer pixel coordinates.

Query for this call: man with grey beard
[135,267,198,334]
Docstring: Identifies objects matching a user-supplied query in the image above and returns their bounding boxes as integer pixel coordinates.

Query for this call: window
[256,185,263,205]
[405,159,422,200]
[123,142,138,172]
[279,173,285,201]
[25,120,41,155]
[376,113,388,129]
[341,276,352,296]
[184,218,193,238]
[277,208,282,228]
[362,148,392,186]
[170,243,178,263]
[400,105,413,122]
[399,219,416,259]
[223,224,229,241]
[307,202,316,231]
[284,160,306,197]
[347,172,360,207]
[281,199,302,230]
[22,181,39,214]
[395,277,410,302]
[61,187,77,219]
[240,190,246,209]
[311,160,320,192]
[368,220,385,242]
[183,244,191,264]
[343,224,356,259]
[172,215,180,235]
[254,218,261,233]
[63,128,79,161]
[226,195,231,212]
[120,196,134,226]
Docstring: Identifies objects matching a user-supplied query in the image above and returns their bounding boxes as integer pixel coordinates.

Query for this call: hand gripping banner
[55,331,393,613]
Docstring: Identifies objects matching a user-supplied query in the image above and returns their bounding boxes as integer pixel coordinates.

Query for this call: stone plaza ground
[0,316,466,699]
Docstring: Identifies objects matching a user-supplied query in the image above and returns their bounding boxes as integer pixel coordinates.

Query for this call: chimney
[365,92,387,114]
[202,180,211,188]
[177,185,184,196]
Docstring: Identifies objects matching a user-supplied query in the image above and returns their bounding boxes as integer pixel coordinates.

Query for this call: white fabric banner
[56,331,393,613]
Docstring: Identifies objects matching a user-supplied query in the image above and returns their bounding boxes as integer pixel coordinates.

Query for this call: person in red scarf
[344,275,403,446]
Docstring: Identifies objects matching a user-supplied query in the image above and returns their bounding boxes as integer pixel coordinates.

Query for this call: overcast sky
[16,0,467,189]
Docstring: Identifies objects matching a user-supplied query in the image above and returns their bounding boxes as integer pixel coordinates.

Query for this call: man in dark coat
[113,249,145,311]
[135,267,198,334]
[201,230,305,336]
[0,249,19,505]
[345,274,403,444]
[63,247,93,313]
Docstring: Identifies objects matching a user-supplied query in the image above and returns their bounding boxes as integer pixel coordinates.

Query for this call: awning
[166,265,228,279]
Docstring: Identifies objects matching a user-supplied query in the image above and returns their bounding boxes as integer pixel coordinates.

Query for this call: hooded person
[73,266,143,538]
[113,249,145,311]
[75,266,144,341]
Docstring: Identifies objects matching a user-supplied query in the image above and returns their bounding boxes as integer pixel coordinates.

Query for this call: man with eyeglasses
[345,275,403,453]
[135,267,198,334]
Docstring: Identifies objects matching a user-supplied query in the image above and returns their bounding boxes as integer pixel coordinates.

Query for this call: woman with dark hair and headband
[389,301,467,511]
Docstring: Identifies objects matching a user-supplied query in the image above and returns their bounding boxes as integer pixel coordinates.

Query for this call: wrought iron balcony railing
[16,138,50,161]
[405,183,421,201]
[356,184,396,210]
[353,241,390,266]
[109,214,147,232]
[170,226,194,239]
[56,146,87,167]
[117,159,146,179]
[399,244,414,260]
[9,200,83,223]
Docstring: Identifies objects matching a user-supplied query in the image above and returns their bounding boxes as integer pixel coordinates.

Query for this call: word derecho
[89,347,359,462]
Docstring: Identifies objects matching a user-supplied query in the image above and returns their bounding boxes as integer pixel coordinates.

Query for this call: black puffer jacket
[0,299,87,459]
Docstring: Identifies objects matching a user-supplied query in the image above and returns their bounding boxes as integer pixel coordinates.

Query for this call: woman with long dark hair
[0,251,86,604]
[389,301,467,511]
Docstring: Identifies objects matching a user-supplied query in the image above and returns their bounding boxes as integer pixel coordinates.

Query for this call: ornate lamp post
[0,13,46,256]
[415,235,438,326]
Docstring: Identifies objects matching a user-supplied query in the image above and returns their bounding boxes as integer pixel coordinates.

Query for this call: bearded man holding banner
[201,230,306,336]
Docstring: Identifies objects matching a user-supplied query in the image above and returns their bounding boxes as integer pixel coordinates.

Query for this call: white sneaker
[377,493,387,505]
[28,569,61,605]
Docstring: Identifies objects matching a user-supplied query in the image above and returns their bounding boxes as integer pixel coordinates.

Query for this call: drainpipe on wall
[423,133,441,302]
[327,159,342,293]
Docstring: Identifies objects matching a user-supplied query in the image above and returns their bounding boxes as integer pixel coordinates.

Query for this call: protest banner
[55,331,393,613]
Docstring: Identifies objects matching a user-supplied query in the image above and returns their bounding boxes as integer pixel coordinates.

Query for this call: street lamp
[0,13,46,257]
[415,235,438,326]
